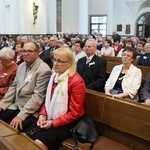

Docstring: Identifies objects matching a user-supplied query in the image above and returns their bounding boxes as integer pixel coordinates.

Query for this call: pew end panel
[84,90,105,122]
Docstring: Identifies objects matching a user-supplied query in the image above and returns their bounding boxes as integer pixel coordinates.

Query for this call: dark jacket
[39,46,59,69]
[77,55,106,92]
[140,72,150,101]
[137,53,150,67]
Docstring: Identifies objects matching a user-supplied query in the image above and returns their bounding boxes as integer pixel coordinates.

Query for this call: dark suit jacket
[39,46,59,69]
[0,42,8,50]
[77,55,106,92]
[137,53,150,67]
[140,72,150,101]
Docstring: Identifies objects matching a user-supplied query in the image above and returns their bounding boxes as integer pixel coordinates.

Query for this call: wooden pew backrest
[102,96,150,142]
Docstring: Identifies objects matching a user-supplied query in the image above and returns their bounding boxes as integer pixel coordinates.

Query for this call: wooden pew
[103,56,122,64]
[0,120,44,150]
[102,96,150,150]
[62,89,150,150]
[102,56,139,66]
[137,65,150,79]
[104,56,139,65]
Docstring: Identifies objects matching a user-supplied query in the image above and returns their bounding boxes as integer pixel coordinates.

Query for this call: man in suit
[39,36,59,69]
[0,42,51,132]
[0,37,8,50]
[77,39,106,92]
[112,30,121,42]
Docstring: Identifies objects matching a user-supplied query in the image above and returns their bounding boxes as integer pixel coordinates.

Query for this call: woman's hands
[37,115,53,129]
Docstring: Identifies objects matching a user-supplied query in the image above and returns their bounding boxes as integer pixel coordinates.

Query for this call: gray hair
[86,39,97,47]
[50,36,58,41]
[0,47,15,60]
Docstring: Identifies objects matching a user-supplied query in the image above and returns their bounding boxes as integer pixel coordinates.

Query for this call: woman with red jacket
[26,47,86,150]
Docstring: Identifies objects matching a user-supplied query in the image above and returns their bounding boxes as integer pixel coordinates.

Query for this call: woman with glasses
[0,47,18,100]
[105,47,142,101]
[26,47,86,150]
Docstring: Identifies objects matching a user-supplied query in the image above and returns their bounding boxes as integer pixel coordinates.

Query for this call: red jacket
[39,72,86,128]
[13,53,24,65]
[113,44,122,52]
[0,63,18,100]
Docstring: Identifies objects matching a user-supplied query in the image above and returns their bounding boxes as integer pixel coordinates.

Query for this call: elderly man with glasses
[0,42,51,132]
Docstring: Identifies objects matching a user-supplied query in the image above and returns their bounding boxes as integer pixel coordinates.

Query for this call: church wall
[0,0,149,36]
[61,0,79,33]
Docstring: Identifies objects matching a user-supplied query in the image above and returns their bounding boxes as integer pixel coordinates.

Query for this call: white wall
[0,0,48,34]
[0,0,149,36]
[22,0,48,34]
[88,0,108,15]
[62,0,79,33]
[47,0,57,34]
[0,0,20,34]
[113,0,150,36]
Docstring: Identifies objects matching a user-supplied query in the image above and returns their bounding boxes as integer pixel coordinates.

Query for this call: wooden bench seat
[62,90,150,150]
[0,120,44,150]
[62,136,132,150]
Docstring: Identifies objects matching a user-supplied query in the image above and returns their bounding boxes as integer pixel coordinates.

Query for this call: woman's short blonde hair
[52,47,76,76]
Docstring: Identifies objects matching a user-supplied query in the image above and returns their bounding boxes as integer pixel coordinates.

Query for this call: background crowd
[0,31,150,149]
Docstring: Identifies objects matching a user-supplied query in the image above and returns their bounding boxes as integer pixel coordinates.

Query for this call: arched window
[137,13,150,38]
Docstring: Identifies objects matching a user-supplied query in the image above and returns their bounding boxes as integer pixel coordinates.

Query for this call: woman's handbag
[70,116,99,150]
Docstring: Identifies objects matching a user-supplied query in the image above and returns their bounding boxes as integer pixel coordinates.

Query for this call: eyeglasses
[52,57,68,64]
[21,50,37,54]
[122,53,133,58]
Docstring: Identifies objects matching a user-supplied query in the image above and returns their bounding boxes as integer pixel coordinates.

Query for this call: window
[90,15,107,37]
[137,13,150,38]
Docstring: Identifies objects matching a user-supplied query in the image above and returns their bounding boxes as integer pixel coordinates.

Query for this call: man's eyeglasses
[21,50,37,54]
[122,53,133,58]
[52,57,68,64]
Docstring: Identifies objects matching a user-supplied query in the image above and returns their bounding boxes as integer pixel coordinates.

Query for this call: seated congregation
[0,39,150,150]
